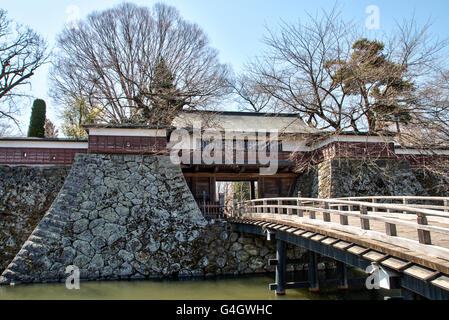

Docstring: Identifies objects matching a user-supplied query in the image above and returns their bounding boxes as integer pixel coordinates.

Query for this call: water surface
[0,275,398,300]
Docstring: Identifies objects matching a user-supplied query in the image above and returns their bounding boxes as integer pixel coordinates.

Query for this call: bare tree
[240,8,449,194]
[0,9,48,128]
[243,8,448,134]
[229,74,276,113]
[50,2,231,126]
[0,120,11,136]
[44,119,59,138]
[244,7,358,130]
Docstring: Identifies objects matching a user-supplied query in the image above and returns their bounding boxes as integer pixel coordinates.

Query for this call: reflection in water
[0,274,398,300]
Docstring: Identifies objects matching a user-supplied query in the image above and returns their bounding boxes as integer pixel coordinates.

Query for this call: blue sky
[2,0,449,135]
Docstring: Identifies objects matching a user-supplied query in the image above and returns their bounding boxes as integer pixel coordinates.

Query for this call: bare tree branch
[50,2,232,125]
[0,9,48,129]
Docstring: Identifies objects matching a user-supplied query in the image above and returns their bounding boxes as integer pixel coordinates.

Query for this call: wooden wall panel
[88,135,167,154]
[0,148,86,165]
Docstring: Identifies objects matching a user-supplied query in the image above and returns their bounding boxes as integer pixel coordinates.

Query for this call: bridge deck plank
[333,241,353,250]
[321,237,339,245]
[239,214,449,274]
[311,234,326,242]
[347,246,370,256]
[293,229,306,236]
[302,232,316,239]
[381,258,412,271]
[363,251,388,262]
[432,276,449,291]
[404,265,438,280]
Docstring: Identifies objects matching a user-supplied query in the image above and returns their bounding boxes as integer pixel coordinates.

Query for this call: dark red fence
[88,135,167,154]
[0,148,86,165]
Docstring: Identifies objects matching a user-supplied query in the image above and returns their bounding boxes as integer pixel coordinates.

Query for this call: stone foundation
[293,158,439,198]
[0,154,312,285]
[0,166,70,272]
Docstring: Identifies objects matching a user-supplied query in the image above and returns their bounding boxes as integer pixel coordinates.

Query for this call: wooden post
[337,261,348,290]
[219,193,224,217]
[372,199,378,212]
[309,202,316,219]
[233,193,237,217]
[403,198,408,214]
[203,191,207,217]
[297,199,303,217]
[210,177,216,202]
[278,200,283,214]
[417,213,432,245]
[258,177,264,199]
[444,200,448,213]
[385,222,397,237]
[323,202,330,222]
[250,180,256,200]
[263,200,267,214]
[360,206,370,230]
[308,251,319,292]
[287,202,293,216]
[275,240,287,296]
[339,205,349,225]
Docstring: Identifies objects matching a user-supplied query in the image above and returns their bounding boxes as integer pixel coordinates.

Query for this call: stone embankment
[0,154,307,284]
[0,166,69,273]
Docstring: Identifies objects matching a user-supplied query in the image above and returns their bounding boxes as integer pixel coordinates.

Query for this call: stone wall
[412,168,449,197]
[198,221,308,277]
[0,154,312,285]
[291,158,443,198]
[0,166,70,272]
[315,158,428,198]
[292,168,319,198]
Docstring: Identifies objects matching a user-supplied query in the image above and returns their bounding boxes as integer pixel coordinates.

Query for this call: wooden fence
[243,196,449,261]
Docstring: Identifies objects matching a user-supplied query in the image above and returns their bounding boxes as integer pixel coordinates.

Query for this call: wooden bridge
[229,196,449,300]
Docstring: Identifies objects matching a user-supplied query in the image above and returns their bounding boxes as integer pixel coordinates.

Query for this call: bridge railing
[335,196,449,213]
[243,197,449,260]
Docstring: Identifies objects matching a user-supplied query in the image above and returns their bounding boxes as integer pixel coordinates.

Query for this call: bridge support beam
[275,240,287,295]
[401,288,417,300]
[337,261,348,290]
[308,251,320,292]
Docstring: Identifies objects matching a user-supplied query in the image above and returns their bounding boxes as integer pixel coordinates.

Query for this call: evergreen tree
[328,39,414,132]
[134,58,183,126]
[27,99,46,138]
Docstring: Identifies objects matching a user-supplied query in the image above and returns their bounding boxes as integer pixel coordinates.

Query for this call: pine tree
[27,99,46,138]
[329,39,414,132]
[135,58,183,126]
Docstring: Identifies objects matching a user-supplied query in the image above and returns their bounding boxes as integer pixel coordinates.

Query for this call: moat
[0,273,398,300]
